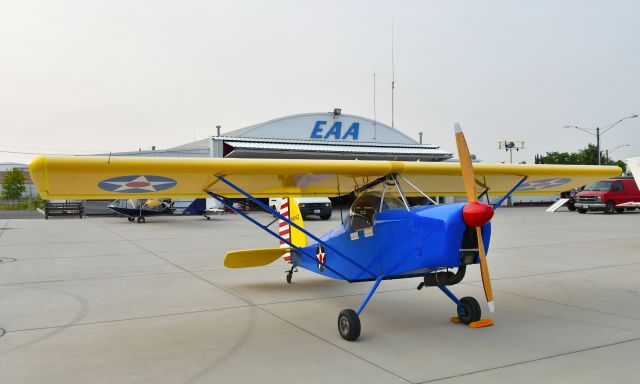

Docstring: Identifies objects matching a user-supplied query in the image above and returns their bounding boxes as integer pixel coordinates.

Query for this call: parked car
[269,197,332,220]
[560,187,583,211]
[574,177,640,214]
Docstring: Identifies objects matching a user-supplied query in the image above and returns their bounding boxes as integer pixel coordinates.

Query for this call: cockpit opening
[349,192,405,231]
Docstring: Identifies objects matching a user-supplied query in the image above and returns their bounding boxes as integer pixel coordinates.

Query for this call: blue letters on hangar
[158,111,453,162]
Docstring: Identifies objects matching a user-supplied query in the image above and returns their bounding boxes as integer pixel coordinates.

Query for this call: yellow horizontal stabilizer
[224,248,289,268]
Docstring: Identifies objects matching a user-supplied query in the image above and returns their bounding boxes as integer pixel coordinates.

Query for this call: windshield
[584,181,612,192]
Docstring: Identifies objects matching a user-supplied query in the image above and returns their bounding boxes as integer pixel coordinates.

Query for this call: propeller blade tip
[488,301,495,313]
[454,123,462,133]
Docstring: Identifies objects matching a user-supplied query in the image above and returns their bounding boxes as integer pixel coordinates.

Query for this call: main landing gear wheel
[457,296,481,325]
[127,217,135,222]
[137,216,146,224]
[338,309,361,341]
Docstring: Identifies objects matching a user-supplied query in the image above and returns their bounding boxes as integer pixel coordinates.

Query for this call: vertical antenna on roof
[373,72,377,140]
[391,19,396,130]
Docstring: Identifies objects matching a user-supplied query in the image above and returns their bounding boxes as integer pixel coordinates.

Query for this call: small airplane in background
[28,124,620,341]
[108,198,224,223]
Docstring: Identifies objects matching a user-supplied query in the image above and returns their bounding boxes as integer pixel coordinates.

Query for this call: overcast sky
[1,0,639,165]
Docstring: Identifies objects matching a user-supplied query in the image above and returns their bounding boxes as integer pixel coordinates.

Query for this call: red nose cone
[462,202,494,227]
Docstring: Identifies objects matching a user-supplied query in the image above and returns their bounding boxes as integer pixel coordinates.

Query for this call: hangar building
[116,112,452,162]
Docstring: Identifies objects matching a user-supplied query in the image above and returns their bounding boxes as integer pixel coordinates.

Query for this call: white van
[269,197,332,220]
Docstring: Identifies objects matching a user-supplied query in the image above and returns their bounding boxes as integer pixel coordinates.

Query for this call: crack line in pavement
[94,220,413,384]
[468,283,640,322]
[0,270,187,286]
[255,305,414,384]
[91,220,259,384]
[491,234,639,251]
[0,220,9,239]
[417,337,640,383]
[6,304,251,333]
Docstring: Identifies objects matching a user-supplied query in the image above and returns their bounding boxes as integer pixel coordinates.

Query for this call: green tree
[535,144,626,172]
[2,168,26,200]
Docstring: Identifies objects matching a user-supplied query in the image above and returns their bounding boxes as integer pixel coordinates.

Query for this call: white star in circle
[103,176,174,192]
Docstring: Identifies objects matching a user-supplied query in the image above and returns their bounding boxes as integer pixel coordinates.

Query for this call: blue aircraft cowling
[291,203,491,282]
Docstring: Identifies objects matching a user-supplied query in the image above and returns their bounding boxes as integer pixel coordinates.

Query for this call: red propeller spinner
[462,202,494,228]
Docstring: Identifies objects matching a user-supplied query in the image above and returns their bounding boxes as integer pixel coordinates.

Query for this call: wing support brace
[205,175,377,280]
[492,176,528,209]
[203,189,350,280]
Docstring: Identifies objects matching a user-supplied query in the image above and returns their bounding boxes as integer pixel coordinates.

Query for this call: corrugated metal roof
[224,139,452,157]
[215,136,444,150]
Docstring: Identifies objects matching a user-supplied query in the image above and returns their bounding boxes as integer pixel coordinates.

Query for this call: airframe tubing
[438,285,462,306]
[357,275,384,315]
[213,175,377,279]
[203,189,350,281]
[493,176,528,209]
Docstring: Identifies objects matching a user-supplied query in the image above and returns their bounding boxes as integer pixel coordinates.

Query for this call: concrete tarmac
[0,207,639,383]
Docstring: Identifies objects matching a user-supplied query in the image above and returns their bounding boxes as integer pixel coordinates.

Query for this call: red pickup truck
[575,177,640,214]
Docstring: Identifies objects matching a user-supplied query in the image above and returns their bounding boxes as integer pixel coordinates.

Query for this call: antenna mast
[391,20,395,129]
[373,72,377,140]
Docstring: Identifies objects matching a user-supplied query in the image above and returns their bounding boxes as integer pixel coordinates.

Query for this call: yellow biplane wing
[29,156,621,200]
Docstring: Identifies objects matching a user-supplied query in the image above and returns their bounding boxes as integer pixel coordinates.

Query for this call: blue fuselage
[291,203,491,281]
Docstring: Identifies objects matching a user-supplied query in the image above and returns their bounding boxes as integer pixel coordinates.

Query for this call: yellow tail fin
[224,248,289,268]
[277,197,306,263]
[287,197,306,247]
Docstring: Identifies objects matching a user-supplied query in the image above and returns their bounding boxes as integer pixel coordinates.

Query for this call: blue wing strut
[493,176,528,209]
[204,175,378,281]
[203,189,351,280]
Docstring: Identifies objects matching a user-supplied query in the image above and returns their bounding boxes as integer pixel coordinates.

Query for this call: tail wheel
[604,201,615,214]
[457,296,481,324]
[337,309,361,341]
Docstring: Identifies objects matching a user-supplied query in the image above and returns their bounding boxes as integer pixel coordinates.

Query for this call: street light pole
[596,127,600,165]
[564,114,638,165]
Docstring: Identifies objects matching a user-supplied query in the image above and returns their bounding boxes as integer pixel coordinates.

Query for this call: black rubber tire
[337,309,361,341]
[206,216,211,220]
[457,296,482,324]
[286,272,292,284]
[615,208,624,213]
[604,201,615,215]
[137,216,146,223]
[577,208,588,214]
[567,204,577,211]
[320,213,332,220]
[128,217,135,222]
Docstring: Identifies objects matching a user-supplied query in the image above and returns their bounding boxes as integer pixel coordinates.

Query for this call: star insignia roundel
[316,244,326,272]
[98,175,177,193]
[518,178,571,191]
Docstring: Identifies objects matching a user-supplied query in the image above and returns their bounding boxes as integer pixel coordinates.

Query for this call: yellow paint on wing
[29,156,622,200]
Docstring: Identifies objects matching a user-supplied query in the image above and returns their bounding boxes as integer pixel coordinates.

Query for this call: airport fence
[0,194,46,219]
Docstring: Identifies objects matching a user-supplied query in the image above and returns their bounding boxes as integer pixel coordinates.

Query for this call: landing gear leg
[338,275,383,341]
[285,265,297,284]
[438,285,492,328]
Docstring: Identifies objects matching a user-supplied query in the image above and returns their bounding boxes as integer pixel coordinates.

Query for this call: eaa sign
[310,121,359,140]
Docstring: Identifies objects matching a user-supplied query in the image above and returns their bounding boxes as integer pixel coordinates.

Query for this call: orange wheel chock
[450,317,494,328]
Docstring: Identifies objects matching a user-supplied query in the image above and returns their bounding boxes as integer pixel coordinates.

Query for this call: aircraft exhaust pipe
[418,266,466,289]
